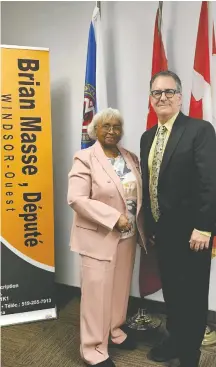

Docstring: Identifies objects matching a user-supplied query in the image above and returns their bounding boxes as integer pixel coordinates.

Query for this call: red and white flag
[212,23,216,130]
[189,2,216,266]
[211,24,216,256]
[146,2,168,130]
[139,2,167,297]
[189,1,212,122]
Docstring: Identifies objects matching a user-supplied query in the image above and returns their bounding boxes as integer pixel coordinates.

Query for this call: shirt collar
[158,112,179,133]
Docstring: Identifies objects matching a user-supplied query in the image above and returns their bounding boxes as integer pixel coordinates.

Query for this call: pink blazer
[67,140,146,260]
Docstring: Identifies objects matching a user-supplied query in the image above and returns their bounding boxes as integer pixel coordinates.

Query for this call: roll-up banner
[1,45,56,326]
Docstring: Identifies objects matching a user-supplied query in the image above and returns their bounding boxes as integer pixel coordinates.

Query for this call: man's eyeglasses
[150,89,181,99]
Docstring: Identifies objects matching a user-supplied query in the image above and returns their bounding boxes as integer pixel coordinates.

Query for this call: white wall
[2,1,216,307]
[2,1,96,287]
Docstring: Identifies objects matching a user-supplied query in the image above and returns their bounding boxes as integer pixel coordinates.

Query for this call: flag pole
[127,0,167,332]
[96,1,101,15]
[158,1,163,32]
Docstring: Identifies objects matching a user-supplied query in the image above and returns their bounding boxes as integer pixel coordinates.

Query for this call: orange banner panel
[1,47,54,268]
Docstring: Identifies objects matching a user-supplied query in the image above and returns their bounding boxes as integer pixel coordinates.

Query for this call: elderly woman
[67,108,145,367]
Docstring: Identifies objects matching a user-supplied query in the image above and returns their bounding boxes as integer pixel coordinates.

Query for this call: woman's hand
[115,214,131,232]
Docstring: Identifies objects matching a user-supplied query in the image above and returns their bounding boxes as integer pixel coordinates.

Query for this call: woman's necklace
[104,149,120,158]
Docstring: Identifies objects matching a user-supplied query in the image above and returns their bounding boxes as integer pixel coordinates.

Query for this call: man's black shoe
[109,335,137,350]
[148,336,178,362]
[179,350,201,367]
[86,357,116,366]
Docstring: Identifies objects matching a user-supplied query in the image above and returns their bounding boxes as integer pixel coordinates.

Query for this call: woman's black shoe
[110,335,137,350]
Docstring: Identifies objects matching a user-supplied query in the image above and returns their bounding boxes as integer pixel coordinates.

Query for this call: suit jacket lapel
[159,112,187,181]
[142,125,157,189]
[93,141,126,205]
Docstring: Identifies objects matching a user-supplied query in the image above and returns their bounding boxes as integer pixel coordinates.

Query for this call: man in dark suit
[140,70,216,367]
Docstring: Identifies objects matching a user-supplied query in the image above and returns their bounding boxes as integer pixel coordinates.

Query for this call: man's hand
[189,229,210,251]
[115,214,131,233]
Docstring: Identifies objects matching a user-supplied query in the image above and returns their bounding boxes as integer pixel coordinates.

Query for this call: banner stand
[1,45,56,326]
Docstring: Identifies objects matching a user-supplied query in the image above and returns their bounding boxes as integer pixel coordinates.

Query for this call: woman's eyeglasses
[101,124,122,134]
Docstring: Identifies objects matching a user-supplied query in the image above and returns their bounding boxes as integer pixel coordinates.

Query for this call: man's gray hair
[150,70,182,93]
[87,107,124,140]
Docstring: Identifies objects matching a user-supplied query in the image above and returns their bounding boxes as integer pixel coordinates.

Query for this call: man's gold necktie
[150,125,167,221]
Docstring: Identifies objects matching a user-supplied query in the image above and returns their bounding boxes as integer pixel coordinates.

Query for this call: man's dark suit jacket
[140,112,216,237]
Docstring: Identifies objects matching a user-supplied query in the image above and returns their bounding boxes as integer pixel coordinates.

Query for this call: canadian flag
[189,1,212,122]
[139,2,167,297]
[146,2,168,130]
[212,24,216,129]
[189,2,216,255]
[212,24,216,255]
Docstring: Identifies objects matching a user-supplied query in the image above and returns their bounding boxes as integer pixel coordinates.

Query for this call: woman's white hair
[87,107,124,140]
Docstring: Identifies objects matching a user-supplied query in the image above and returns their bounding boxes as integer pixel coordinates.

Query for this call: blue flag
[81,6,107,149]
